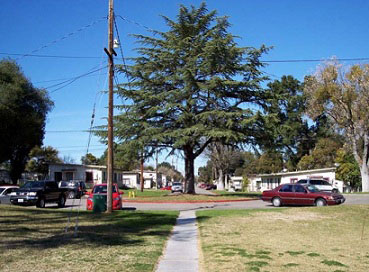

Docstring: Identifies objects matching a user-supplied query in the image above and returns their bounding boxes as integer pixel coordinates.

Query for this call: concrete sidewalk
[156,210,199,272]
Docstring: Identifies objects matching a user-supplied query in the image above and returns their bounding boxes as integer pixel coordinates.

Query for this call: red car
[160,186,172,191]
[261,183,345,207]
[86,183,123,210]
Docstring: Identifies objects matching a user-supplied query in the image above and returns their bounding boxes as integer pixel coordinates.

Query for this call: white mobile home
[255,167,343,192]
[48,163,163,189]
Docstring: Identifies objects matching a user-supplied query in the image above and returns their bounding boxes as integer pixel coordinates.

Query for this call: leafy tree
[81,153,100,165]
[0,60,53,183]
[241,151,258,175]
[206,143,244,189]
[197,162,213,184]
[253,151,284,174]
[297,138,343,170]
[304,62,369,191]
[115,3,269,193]
[26,146,62,178]
[62,155,75,164]
[157,162,183,182]
[98,144,140,171]
[260,76,316,170]
[335,148,361,191]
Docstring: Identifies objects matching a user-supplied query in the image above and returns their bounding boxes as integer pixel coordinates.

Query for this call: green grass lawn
[0,205,178,272]
[197,205,369,272]
[122,189,259,202]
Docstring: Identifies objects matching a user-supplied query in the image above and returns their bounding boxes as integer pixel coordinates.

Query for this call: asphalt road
[58,193,369,212]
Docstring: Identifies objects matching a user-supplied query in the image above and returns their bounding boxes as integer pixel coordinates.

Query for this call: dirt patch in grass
[0,206,178,272]
[253,211,327,222]
[197,205,369,272]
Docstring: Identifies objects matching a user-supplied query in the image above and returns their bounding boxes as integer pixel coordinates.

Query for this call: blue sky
[1,0,369,174]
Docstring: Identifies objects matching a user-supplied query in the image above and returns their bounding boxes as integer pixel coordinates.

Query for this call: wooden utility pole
[155,150,158,189]
[140,153,144,192]
[105,0,115,213]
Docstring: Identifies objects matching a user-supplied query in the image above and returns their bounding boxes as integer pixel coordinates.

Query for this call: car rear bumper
[86,198,122,210]
[10,196,38,205]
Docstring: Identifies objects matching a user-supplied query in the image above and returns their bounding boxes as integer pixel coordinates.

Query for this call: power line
[115,14,156,33]
[46,130,104,133]
[56,144,104,149]
[114,14,134,89]
[34,72,108,84]
[46,66,108,93]
[15,17,107,61]
[0,52,101,59]
[3,50,369,64]
[261,57,369,63]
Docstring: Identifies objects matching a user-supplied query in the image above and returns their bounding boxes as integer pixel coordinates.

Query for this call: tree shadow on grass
[0,205,177,250]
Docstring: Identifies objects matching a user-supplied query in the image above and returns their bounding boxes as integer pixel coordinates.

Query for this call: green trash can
[93,194,107,213]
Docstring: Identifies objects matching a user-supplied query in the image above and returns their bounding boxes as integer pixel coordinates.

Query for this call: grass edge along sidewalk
[196,205,369,272]
[0,205,178,272]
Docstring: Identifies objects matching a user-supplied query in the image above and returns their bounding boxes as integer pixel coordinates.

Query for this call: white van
[297,179,339,193]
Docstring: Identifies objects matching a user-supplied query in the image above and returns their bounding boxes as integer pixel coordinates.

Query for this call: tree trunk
[360,162,369,192]
[217,168,225,190]
[184,147,195,194]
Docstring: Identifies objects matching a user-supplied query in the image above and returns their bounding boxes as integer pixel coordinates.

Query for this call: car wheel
[332,188,339,193]
[37,198,45,208]
[68,191,75,199]
[315,198,327,207]
[272,197,282,207]
[58,195,66,208]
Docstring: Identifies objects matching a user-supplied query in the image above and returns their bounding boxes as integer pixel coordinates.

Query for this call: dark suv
[59,180,86,199]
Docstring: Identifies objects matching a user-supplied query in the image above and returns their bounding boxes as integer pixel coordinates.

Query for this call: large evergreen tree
[115,3,269,193]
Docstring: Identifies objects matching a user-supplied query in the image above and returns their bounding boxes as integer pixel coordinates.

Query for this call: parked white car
[171,182,183,193]
[296,179,339,193]
[0,185,19,204]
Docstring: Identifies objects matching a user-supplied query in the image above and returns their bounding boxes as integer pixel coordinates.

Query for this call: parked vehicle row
[261,183,345,207]
[9,180,69,208]
[198,183,217,190]
[58,180,87,199]
[1,181,125,210]
[159,182,184,193]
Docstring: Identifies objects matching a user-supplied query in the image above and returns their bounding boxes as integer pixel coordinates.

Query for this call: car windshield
[172,183,182,186]
[22,181,45,188]
[0,188,5,194]
[92,185,117,194]
[59,181,69,187]
[307,185,320,193]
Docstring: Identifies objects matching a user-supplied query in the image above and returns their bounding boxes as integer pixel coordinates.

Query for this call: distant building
[230,167,345,192]
[47,163,162,189]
